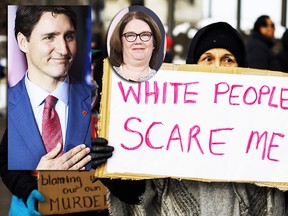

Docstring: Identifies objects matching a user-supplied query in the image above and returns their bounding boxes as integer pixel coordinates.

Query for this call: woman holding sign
[105,22,286,215]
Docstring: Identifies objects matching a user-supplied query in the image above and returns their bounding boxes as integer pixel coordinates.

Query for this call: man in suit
[2,6,115,215]
[8,6,92,170]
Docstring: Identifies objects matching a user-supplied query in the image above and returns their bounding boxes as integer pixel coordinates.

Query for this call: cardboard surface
[38,170,108,215]
[95,60,288,191]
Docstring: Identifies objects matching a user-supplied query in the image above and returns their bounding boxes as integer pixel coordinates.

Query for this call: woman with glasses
[109,10,162,82]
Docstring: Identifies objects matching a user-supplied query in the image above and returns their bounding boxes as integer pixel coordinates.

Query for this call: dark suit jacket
[8,76,91,170]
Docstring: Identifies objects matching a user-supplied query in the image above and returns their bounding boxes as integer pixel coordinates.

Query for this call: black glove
[91,138,114,169]
[100,178,146,205]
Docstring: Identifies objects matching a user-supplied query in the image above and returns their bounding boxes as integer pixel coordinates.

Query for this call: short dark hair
[109,10,162,69]
[15,6,77,41]
[253,15,270,34]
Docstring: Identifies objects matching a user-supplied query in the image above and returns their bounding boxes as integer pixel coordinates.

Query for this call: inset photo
[7,6,92,170]
[107,5,166,82]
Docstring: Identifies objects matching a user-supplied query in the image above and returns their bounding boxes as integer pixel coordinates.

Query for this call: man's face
[23,12,76,81]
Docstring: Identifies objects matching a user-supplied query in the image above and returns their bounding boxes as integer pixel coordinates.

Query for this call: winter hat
[186,22,247,67]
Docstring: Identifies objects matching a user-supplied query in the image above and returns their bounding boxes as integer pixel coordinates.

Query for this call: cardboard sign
[38,170,108,215]
[96,60,288,190]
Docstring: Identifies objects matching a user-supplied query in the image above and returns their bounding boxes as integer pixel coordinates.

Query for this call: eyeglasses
[122,32,153,42]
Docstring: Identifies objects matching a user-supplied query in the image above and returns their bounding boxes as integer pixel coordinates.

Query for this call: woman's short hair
[109,10,162,69]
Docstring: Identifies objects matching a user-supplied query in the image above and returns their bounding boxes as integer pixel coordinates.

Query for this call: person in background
[109,10,162,82]
[276,28,288,73]
[103,22,286,216]
[246,15,281,71]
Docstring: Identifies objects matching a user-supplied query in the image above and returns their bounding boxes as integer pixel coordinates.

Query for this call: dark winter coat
[246,32,281,71]
[276,29,288,73]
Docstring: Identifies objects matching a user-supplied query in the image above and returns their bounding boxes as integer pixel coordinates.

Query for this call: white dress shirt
[25,73,69,147]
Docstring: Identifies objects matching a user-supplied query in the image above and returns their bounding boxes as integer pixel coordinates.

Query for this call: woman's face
[260,18,275,39]
[197,48,238,67]
[121,19,154,67]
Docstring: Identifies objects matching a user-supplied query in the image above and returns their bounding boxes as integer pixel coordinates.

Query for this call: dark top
[246,32,281,71]
[0,129,37,204]
[276,29,288,73]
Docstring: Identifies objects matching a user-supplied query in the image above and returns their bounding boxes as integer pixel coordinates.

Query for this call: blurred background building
[0,0,287,215]
[92,0,287,62]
